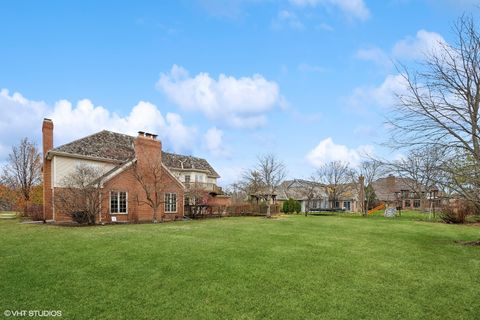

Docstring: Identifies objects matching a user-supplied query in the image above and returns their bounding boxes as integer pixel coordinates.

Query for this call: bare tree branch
[1,138,41,213]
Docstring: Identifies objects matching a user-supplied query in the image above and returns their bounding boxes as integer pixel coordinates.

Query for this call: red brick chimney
[42,118,54,221]
[134,131,162,169]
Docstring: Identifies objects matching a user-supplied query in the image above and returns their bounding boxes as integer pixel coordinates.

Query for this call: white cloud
[355,47,393,68]
[355,29,446,68]
[203,127,228,157]
[213,164,246,187]
[162,113,197,153]
[0,89,49,160]
[345,74,409,112]
[0,88,198,159]
[272,10,304,30]
[290,0,370,21]
[156,65,283,128]
[306,137,374,167]
[350,30,448,112]
[392,29,447,60]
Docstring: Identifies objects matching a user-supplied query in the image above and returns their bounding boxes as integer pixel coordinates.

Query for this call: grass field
[1,214,479,319]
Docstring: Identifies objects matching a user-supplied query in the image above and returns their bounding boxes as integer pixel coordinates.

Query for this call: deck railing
[184,182,223,194]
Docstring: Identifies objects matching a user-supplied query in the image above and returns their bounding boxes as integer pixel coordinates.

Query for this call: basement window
[165,193,177,213]
[110,191,127,214]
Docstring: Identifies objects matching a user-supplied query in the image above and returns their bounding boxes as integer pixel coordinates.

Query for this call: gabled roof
[49,130,220,178]
[53,130,135,162]
[371,176,436,201]
[161,151,219,178]
[277,179,328,201]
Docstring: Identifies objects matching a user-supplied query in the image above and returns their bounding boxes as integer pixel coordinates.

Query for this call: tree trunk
[266,203,271,218]
[153,207,158,223]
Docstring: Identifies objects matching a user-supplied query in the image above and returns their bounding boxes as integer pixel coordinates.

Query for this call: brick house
[371,175,441,210]
[42,118,226,223]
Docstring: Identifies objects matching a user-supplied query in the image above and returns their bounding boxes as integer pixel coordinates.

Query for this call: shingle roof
[50,130,220,178]
[371,176,430,202]
[161,151,219,178]
[277,179,328,201]
[53,130,135,162]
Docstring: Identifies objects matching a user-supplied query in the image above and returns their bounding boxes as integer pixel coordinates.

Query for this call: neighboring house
[42,118,227,223]
[371,175,440,210]
[329,183,359,212]
[278,179,360,212]
[278,179,329,212]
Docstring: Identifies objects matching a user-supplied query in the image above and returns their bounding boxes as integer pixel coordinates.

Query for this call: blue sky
[0,0,478,185]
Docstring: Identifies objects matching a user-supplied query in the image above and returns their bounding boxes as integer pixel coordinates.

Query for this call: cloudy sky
[0,0,477,185]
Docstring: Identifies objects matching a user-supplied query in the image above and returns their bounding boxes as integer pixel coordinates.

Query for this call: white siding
[169,170,217,185]
[53,156,116,187]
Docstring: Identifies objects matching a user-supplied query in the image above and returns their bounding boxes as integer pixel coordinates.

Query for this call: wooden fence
[185,203,281,219]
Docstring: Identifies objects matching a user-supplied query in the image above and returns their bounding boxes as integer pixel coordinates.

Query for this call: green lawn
[0,215,479,319]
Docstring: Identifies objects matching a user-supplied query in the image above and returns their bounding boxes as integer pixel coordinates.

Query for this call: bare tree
[316,161,352,210]
[244,154,286,218]
[184,182,212,218]
[1,138,42,213]
[132,150,165,223]
[241,169,264,205]
[440,150,480,208]
[291,177,325,215]
[351,160,384,215]
[225,182,248,204]
[386,14,480,210]
[54,164,103,224]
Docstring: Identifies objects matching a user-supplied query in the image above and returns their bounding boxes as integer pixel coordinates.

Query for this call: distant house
[278,179,360,212]
[371,175,440,210]
[328,183,359,212]
[278,179,329,212]
[42,118,228,223]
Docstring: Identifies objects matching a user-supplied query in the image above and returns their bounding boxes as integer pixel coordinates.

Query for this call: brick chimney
[42,118,54,221]
[134,131,162,169]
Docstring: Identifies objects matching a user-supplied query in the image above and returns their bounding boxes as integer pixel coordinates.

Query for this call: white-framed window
[110,191,127,214]
[165,193,177,213]
[184,175,191,183]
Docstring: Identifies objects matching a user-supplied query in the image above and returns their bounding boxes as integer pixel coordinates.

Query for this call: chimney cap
[137,131,158,139]
[43,118,53,122]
